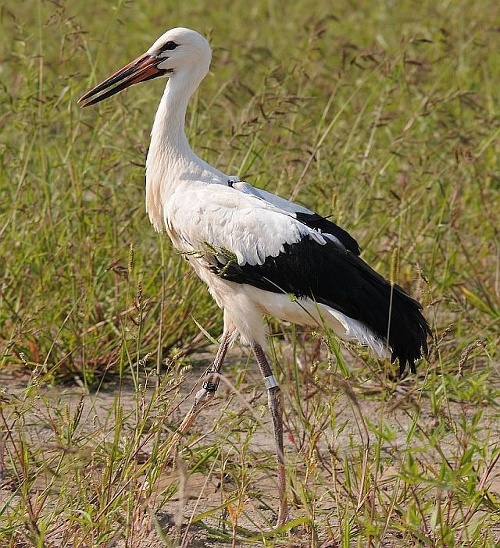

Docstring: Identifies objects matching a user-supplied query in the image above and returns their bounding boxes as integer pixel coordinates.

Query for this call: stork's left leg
[165,327,235,459]
[252,342,288,526]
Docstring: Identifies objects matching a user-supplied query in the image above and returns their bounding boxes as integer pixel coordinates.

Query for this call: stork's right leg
[165,327,235,459]
[252,342,288,526]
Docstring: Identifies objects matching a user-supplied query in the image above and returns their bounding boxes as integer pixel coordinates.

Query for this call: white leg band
[264,375,279,390]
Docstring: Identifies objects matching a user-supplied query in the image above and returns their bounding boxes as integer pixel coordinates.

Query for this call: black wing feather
[295,212,361,255]
[210,236,429,374]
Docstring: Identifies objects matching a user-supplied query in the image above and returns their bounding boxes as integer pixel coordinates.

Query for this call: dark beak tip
[77,97,90,108]
[77,89,93,107]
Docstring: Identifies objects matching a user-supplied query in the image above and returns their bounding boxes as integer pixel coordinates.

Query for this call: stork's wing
[230,181,361,255]
[170,184,319,266]
[213,234,429,373]
[168,184,429,373]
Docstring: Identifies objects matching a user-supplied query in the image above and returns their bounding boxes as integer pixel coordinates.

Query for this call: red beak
[78,53,165,107]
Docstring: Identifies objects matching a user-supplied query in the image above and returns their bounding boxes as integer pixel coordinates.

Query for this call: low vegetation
[0,0,498,545]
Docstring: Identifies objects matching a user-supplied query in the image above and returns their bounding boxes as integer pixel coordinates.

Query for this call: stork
[79,27,430,526]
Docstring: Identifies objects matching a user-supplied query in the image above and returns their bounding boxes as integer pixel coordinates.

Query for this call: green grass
[0,0,499,545]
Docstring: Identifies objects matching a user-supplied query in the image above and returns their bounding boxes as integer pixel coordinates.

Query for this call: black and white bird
[79,27,430,525]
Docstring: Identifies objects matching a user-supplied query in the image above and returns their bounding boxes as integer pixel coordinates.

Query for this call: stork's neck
[145,71,225,232]
[149,76,195,159]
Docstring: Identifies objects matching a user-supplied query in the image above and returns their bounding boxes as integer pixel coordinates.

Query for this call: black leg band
[203,380,219,392]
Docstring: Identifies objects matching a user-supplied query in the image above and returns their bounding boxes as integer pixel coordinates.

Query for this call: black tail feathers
[386,284,431,375]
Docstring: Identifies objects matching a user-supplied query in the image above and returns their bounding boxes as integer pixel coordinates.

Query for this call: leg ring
[264,375,279,390]
[203,381,219,392]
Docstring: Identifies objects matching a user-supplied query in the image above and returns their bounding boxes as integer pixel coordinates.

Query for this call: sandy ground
[1,346,499,547]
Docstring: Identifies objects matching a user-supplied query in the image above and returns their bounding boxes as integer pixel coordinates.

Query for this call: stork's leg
[165,328,234,459]
[251,342,288,526]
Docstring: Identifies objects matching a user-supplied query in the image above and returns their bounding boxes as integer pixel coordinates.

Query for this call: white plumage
[79,27,430,526]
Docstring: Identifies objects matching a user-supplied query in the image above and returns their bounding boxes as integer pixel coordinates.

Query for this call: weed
[1,0,498,545]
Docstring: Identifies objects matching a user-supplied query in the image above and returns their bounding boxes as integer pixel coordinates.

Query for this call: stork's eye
[160,41,179,52]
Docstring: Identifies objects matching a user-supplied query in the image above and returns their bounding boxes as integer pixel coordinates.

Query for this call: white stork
[79,27,430,526]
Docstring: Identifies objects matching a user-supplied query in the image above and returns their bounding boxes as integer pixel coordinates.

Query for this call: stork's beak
[78,53,165,107]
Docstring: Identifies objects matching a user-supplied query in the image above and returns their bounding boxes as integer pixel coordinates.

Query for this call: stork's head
[78,27,212,107]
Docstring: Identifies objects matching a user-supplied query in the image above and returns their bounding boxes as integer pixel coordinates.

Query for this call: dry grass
[1,0,499,545]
